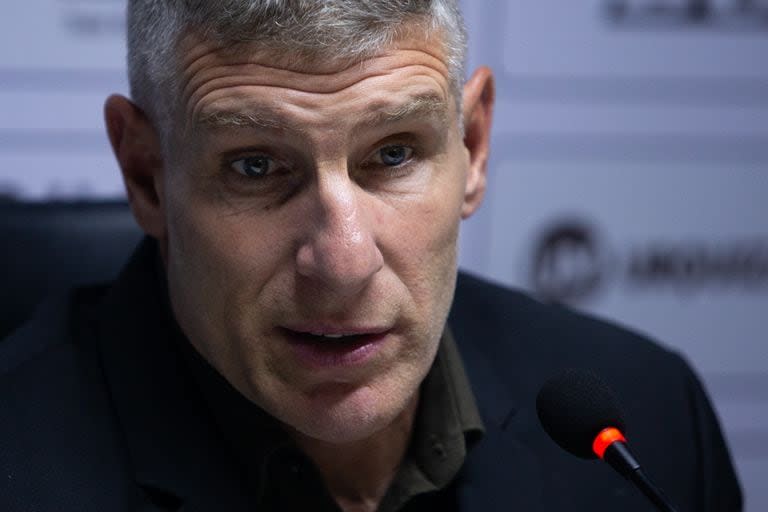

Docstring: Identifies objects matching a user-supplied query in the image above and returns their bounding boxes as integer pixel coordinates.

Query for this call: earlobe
[104,94,167,240]
[460,67,495,219]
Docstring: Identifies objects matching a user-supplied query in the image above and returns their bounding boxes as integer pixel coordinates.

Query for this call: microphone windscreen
[536,369,626,459]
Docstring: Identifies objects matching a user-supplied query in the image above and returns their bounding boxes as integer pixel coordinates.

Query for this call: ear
[460,66,495,219]
[104,94,167,242]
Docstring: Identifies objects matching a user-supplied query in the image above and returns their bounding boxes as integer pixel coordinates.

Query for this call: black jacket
[0,239,741,511]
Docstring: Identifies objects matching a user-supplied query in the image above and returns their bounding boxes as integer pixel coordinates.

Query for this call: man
[0,1,741,511]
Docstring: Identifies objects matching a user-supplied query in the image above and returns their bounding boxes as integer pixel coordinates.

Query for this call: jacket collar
[447,280,546,510]
[95,238,252,511]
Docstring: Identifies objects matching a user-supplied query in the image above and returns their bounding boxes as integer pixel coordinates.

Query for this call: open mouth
[281,328,391,367]
[287,330,373,344]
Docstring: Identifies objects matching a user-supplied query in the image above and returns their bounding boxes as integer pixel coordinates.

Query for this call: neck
[291,394,419,512]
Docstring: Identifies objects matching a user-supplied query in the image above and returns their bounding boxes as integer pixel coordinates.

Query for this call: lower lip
[283,330,390,369]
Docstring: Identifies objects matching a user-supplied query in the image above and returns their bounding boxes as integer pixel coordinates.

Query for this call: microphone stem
[629,468,679,512]
[604,442,680,512]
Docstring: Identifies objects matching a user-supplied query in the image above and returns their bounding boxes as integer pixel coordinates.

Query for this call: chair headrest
[0,200,143,339]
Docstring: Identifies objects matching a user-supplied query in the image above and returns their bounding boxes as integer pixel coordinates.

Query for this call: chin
[288,382,415,445]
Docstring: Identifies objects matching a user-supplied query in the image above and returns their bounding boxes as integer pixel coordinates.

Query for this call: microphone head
[536,369,626,459]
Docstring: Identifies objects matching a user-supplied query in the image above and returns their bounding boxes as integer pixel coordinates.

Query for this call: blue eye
[378,145,413,166]
[231,156,274,178]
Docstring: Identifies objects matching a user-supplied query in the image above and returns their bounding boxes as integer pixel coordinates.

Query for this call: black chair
[0,200,143,339]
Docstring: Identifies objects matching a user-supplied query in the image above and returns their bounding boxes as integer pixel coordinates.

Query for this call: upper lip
[282,324,392,337]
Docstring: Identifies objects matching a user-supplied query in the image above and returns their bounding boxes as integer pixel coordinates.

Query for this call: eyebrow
[197,107,296,131]
[196,92,449,132]
[356,93,449,128]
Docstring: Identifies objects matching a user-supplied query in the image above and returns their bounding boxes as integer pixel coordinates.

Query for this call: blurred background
[1,0,766,508]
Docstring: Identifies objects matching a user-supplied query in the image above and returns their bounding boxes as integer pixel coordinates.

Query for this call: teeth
[310,332,345,339]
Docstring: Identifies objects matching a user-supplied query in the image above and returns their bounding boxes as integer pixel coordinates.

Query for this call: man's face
[147,32,486,443]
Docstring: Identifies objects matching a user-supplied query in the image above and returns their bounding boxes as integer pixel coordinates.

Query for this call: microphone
[536,369,679,512]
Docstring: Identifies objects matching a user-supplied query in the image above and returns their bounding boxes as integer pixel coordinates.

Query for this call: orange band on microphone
[592,427,626,459]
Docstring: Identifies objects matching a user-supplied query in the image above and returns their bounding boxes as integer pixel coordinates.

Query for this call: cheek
[163,183,302,394]
[378,169,464,323]
[386,166,464,263]
[163,172,293,337]
[168,169,276,270]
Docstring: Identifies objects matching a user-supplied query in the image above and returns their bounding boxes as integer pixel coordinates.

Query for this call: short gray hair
[126,0,468,137]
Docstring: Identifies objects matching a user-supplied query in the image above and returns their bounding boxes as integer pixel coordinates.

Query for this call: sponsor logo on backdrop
[531,218,768,302]
[531,221,609,302]
[604,0,768,29]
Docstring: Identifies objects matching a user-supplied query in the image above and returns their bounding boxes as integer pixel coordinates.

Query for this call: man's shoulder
[0,285,105,376]
[0,282,111,408]
[449,270,696,429]
[451,271,742,511]
[451,270,680,367]
[0,285,136,511]
[0,284,114,432]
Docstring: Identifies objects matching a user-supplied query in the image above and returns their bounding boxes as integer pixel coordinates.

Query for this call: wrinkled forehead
[166,29,457,141]
[173,14,450,70]
[176,31,366,76]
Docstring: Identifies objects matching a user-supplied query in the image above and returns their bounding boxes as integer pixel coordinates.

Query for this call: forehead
[173,32,455,134]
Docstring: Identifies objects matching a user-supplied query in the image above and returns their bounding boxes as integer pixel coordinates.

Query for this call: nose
[295,173,383,295]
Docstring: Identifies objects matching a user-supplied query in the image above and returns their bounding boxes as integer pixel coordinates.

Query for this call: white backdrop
[1,0,766,509]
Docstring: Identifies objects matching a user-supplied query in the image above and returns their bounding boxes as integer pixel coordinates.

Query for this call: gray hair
[126,0,468,139]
